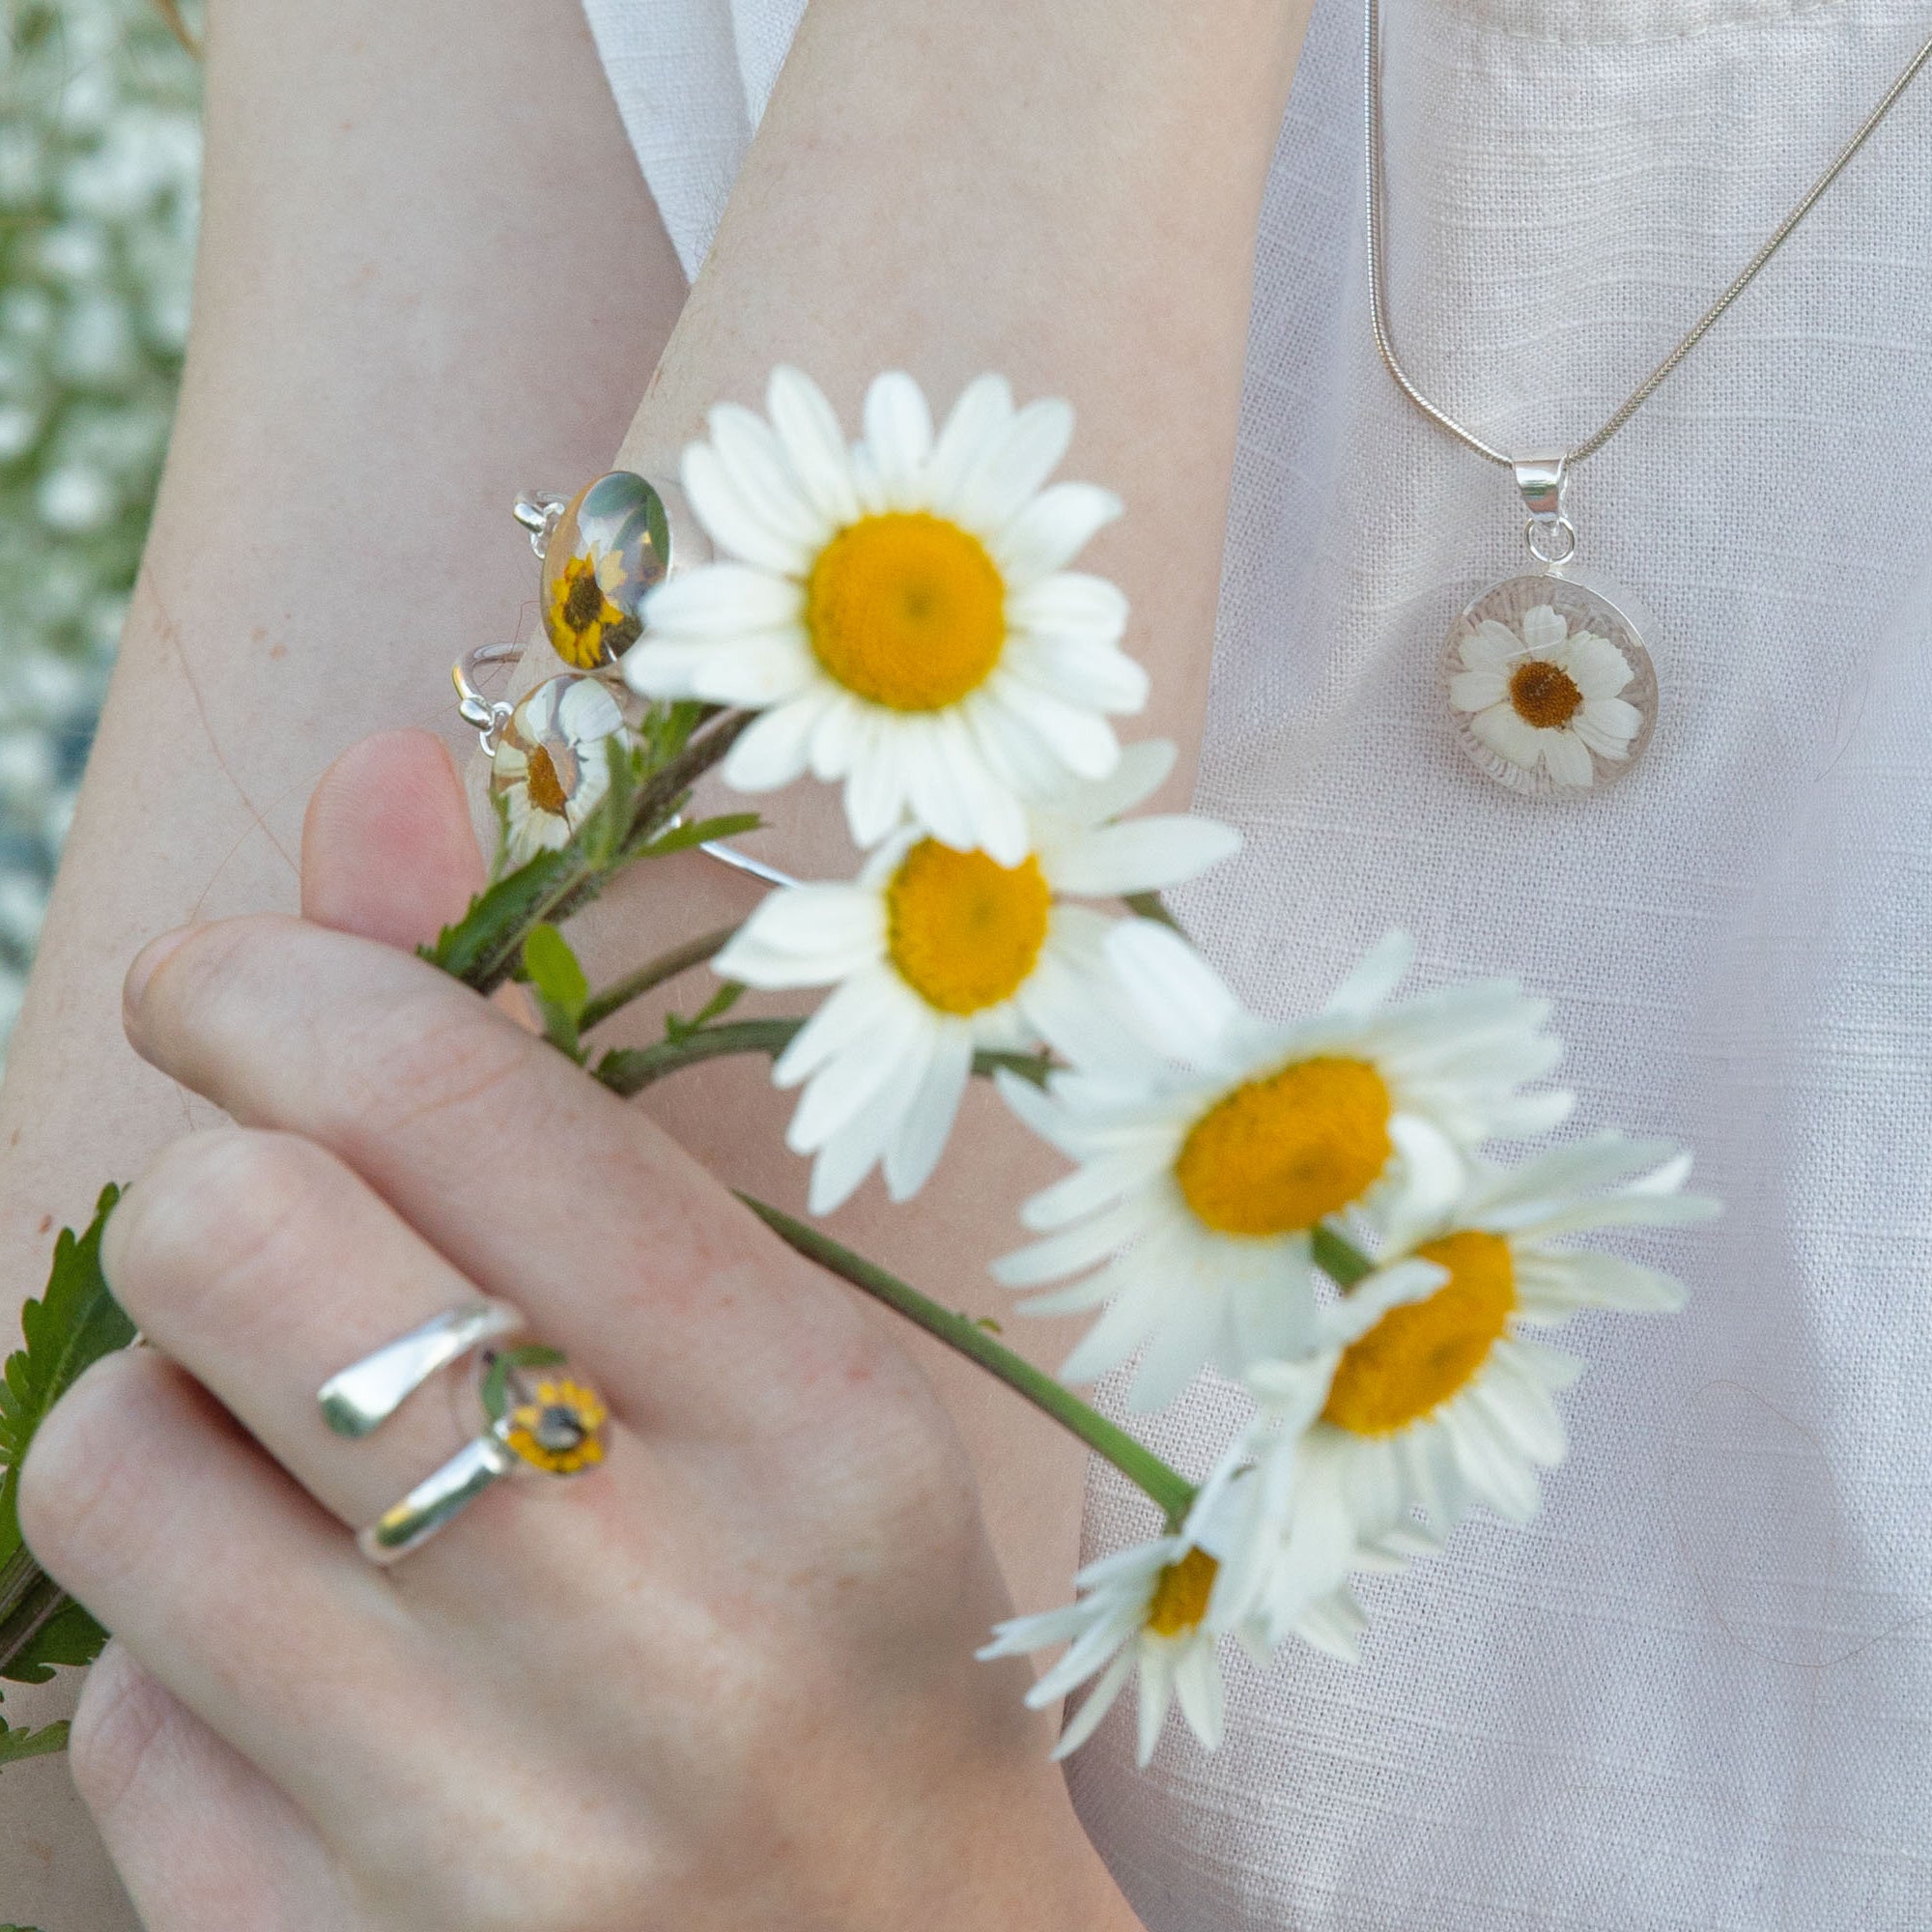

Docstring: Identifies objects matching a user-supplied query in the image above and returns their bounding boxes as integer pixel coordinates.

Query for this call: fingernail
[124,927,192,1019]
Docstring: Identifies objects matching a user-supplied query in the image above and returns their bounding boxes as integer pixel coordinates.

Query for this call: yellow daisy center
[885,838,1052,1015]
[1146,1547,1219,1637]
[503,1377,610,1475]
[806,512,1007,711]
[1509,658,1583,728]
[1174,1058,1394,1237]
[525,743,570,817]
[1321,1230,1516,1435]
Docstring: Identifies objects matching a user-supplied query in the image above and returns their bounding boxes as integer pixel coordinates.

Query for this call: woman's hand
[17,733,1137,1932]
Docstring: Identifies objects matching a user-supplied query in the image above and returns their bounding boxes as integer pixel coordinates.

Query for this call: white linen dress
[579,0,1932,1922]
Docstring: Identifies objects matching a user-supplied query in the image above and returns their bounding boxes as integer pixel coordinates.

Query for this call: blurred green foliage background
[0,0,200,1057]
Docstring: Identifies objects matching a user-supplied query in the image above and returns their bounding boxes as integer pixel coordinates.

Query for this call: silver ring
[318,1304,611,1568]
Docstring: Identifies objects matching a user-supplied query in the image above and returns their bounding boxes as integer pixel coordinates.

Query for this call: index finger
[121,916,876,1432]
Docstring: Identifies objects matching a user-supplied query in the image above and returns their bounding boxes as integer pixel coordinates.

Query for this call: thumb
[299,729,486,949]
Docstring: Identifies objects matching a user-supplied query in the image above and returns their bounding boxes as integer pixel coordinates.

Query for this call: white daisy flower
[1448,604,1641,787]
[1214,1135,1719,1659]
[623,366,1148,865]
[979,1525,1228,1765]
[992,923,1570,1411]
[714,741,1239,1215]
[488,674,627,866]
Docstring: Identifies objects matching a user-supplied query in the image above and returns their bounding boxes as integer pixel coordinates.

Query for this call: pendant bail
[1513,452,1577,566]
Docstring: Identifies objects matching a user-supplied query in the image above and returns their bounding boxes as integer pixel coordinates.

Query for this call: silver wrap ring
[318,1302,611,1567]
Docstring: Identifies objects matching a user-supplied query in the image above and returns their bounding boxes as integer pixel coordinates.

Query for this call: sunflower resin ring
[338,1325,611,1569]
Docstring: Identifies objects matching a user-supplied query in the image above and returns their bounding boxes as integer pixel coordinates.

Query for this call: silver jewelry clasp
[1513,453,1577,567]
[451,642,521,753]
[512,490,569,559]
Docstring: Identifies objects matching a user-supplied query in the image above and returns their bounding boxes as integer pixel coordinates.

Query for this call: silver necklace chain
[1366,0,1932,470]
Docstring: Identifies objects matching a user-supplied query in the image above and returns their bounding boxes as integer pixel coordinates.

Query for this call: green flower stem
[578,923,743,1035]
[1312,1221,1377,1289]
[738,1195,1198,1529]
[595,1019,1054,1099]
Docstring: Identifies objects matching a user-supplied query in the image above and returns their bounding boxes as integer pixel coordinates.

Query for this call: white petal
[995,1190,1158,1289]
[1576,696,1642,751]
[991,482,1123,586]
[1134,1642,1177,1767]
[1051,1644,1137,1760]
[1561,631,1634,697]
[1003,629,1151,718]
[682,439,812,576]
[554,676,626,742]
[1104,921,1246,1067]
[1520,605,1567,651]
[1053,737,1177,824]
[724,691,838,792]
[643,565,804,639]
[1321,930,1413,1017]
[1540,726,1595,787]
[1171,1638,1225,1753]
[1049,815,1238,897]
[861,371,935,510]
[713,885,885,988]
[765,366,861,527]
[1462,620,1520,672]
[661,632,815,708]
[883,1024,974,1201]
[986,671,1123,779]
[1008,571,1130,651]
[1469,701,1543,770]
[1448,668,1508,713]
[923,374,1014,518]
[954,397,1076,535]
[844,724,917,850]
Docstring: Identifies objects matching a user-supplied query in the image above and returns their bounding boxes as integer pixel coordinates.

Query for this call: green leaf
[0,1186,133,1560]
[0,1559,106,1687]
[479,1345,568,1424]
[580,733,646,869]
[523,923,588,1018]
[523,923,589,1059]
[637,811,762,860]
[0,1716,67,1768]
[5,1599,107,1686]
[419,846,580,986]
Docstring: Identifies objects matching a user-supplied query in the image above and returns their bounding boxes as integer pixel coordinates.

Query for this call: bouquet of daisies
[0,366,1716,1774]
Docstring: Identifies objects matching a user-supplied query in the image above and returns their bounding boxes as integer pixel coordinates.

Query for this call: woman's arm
[549,0,1312,1634]
[0,0,682,1918]
[1,0,1309,1913]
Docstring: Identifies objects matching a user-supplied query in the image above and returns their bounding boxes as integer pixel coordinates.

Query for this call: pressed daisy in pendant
[1443,582,1655,794]
[714,742,1239,1214]
[1212,1134,1717,1659]
[623,366,1147,864]
[980,1532,1227,1764]
[489,675,628,866]
[993,923,1569,1410]
[501,1376,610,1475]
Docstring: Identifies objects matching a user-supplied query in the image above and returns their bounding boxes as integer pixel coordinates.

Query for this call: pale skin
[0,0,1312,1918]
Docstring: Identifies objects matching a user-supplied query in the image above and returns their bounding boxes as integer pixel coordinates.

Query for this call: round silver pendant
[1441,456,1660,797]
[1441,567,1658,798]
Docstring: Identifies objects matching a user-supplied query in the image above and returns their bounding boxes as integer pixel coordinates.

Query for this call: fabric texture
[575,0,1932,1921]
